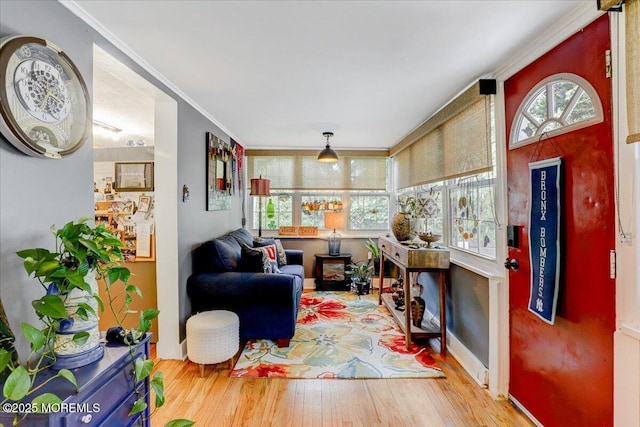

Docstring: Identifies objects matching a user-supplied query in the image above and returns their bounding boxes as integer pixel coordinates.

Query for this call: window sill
[253,229,390,240]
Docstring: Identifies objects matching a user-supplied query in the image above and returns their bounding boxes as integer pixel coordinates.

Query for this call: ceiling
[93,46,156,148]
[71,0,591,150]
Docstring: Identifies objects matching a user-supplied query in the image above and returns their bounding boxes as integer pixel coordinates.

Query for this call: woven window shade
[247,152,387,190]
[393,148,412,190]
[390,82,492,189]
[627,0,640,144]
[442,99,491,179]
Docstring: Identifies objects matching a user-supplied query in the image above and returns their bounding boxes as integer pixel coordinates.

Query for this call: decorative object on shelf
[324,211,345,256]
[390,276,405,310]
[392,194,417,241]
[410,282,425,327]
[298,226,318,236]
[0,35,91,159]
[411,295,426,328]
[266,198,275,219]
[279,226,298,236]
[250,175,271,237]
[317,131,339,162]
[392,211,413,242]
[418,232,442,248]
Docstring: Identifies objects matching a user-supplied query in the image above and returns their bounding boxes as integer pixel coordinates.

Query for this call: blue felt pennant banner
[528,157,562,324]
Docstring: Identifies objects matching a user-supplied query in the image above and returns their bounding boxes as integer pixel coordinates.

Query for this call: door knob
[504,258,519,271]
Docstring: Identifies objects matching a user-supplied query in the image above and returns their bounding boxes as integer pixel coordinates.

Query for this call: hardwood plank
[150,345,534,427]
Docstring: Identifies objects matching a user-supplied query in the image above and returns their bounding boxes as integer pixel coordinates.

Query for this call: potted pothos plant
[0,218,193,426]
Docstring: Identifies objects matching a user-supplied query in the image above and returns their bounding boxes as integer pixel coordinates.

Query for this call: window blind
[246,150,388,191]
[390,81,493,189]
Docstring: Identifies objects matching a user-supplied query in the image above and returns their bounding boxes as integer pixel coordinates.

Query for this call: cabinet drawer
[62,367,140,426]
[378,236,450,269]
[62,390,143,427]
[380,241,409,266]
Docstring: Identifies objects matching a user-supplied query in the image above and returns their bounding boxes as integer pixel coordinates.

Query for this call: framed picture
[114,162,154,192]
[138,195,151,212]
[206,132,232,211]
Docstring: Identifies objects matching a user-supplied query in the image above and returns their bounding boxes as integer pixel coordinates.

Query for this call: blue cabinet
[0,335,150,426]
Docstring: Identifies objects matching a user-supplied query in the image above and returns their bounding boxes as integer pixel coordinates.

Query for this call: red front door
[505,16,614,426]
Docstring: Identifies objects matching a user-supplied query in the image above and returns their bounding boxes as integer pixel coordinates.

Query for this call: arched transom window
[510,73,603,148]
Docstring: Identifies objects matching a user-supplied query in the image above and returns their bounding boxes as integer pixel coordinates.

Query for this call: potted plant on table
[0,218,192,426]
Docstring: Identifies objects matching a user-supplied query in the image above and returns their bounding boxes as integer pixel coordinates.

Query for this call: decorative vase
[51,270,104,369]
[392,211,413,241]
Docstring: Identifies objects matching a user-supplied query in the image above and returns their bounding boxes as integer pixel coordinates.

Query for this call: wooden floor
[150,344,534,427]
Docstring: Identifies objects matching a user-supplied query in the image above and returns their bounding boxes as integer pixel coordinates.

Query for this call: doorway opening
[92,46,179,357]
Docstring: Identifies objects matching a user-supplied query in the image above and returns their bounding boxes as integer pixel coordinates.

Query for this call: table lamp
[250,176,271,237]
[324,211,345,256]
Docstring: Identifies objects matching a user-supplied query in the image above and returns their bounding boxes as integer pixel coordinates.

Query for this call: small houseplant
[0,218,193,426]
[348,259,374,295]
[364,238,390,277]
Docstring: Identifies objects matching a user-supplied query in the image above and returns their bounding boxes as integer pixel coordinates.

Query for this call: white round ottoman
[186,310,239,377]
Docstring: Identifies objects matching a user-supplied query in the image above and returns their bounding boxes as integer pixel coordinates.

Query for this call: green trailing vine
[0,218,193,426]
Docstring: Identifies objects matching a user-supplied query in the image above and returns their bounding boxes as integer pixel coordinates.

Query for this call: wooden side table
[314,253,352,291]
[377,235,450,356]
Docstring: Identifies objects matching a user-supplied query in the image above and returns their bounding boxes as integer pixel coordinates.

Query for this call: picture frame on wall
[138,195,151,212]
[114,162,154,192]
[206,132,232,211]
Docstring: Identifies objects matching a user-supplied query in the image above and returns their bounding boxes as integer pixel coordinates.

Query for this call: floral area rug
[230,291,445,379]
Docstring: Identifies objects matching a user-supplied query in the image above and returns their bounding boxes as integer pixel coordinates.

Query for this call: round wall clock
[0,36,91,159]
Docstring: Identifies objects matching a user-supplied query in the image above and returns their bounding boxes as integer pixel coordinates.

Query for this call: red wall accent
[505,15,614,427]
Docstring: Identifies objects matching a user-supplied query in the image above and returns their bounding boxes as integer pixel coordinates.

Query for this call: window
[510,73,603,148]
[300,194,343,227]
[391,85,498,259]
[251,192,389,232]
[247,152,389,233]
[449,172,497,258]
[252,192,293,232]
[349,193,389,230]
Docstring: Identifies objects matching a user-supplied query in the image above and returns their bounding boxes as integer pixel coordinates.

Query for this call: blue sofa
[186,228,304,347]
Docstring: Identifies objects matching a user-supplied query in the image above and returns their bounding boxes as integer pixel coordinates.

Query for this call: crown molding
[59,0,240,144]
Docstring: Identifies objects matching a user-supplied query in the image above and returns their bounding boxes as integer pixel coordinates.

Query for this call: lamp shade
[318,131,339,162]
[317,145,339,162]
[324,211,345,230]
[250,176,271,196]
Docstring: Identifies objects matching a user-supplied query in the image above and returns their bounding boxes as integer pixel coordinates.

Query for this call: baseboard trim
[447,331,489,388]
[303,278,315,289]
[509,395,543,427]
[422,308,488,388]
[180,338,188,360]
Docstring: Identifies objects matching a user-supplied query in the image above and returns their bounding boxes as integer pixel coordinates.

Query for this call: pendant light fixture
[317,131,339,162]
